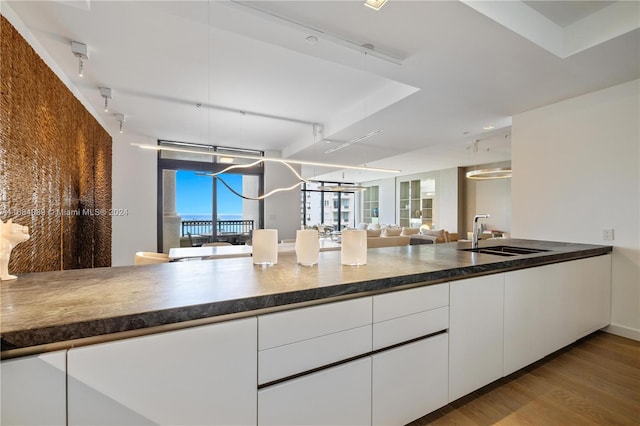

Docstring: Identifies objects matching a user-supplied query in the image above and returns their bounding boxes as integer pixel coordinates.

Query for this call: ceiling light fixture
[71,41,88,77]
[364,0,389,11]
[100,87,112,112]
[466,140,512,180]
[131,143,401,174]
[482,124,495,130]
[226,1,401,65]
[200,159,309,200]
[115,114,126,134]
[324,129,384,154]
[317,184,367,192]
[466,168,512,180]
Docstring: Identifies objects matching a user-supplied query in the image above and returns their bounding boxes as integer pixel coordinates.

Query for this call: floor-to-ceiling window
[157,141,264,252]
[301,181,357,231]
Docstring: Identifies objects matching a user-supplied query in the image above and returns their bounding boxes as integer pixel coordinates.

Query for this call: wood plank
[410,331,640,425]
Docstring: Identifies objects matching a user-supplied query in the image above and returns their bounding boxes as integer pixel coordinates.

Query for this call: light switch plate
[602,228,614,241]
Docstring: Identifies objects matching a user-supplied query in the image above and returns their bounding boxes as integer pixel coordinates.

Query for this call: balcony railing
[181,220,254,237]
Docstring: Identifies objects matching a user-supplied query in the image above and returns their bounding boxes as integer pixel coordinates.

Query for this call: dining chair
[187,232,203,247]
[134,252,170,265]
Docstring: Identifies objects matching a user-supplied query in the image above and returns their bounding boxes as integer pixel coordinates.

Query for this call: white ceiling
[4,0,639,182]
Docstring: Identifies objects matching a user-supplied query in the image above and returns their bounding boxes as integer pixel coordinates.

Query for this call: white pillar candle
[253,229,278,265]
[341,230,367,266]
[295,229,319,266]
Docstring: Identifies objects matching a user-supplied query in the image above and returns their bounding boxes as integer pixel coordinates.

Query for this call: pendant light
[466,139,512,180]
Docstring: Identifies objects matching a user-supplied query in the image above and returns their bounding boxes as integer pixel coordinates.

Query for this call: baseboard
[603,323,640,341]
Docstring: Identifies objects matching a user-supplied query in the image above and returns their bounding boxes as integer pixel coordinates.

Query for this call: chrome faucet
[472,214,490,249]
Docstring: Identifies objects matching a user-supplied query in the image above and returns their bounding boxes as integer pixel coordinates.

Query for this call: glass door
[215,173,259,245]
[161,169,214,251]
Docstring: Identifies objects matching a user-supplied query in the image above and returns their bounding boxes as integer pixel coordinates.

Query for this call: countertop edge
[1,243,612,358]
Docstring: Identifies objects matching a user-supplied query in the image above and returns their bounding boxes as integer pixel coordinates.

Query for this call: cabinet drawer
[258,357,372,426]
[372,333,449,426]
[373,283,448,323]
[373,306,448,350]
[259,297,371,350]
[259,325,372,385]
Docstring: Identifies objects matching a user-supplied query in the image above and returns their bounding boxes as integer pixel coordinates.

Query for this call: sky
[176,171,242,217]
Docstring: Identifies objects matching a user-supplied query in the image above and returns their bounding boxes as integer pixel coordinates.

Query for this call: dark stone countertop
[0,239,612,357]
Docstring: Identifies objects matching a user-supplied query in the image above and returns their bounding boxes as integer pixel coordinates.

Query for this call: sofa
[365,228,410,248]
[409,228,459,245]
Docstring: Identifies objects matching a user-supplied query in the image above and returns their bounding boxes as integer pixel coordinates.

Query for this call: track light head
[100,87,112,112]
[115,114,126,134]
[71,41,88,77]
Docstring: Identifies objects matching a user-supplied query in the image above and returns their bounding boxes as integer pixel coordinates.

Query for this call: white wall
[475,178,511,234]
[111,135,158,266]
[263,155,302,241]
[436,168,460,232]
[512,79,640,340]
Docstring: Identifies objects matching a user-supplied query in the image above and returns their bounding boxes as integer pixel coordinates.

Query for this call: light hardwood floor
[410,331,640,425]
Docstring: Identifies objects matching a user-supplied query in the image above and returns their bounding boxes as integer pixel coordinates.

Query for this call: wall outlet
[602,228,614,241]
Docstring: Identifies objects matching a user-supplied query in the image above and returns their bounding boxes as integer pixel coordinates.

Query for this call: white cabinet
[503,262,577,376]
[449,274,504,402]
[372,333,448,426]
[573,255,612,338]
[372,282,448,350]
[68,317,257,426]
[258,298,372,385]
[1,350,66,425]
[371,283,449,425]
[258,283,450,426]
[258,358,372,426]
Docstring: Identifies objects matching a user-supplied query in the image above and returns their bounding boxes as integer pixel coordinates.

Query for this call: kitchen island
[1,239,612,425]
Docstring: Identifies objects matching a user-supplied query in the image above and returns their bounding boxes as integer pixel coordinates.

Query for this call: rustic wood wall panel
[0,15,112,273]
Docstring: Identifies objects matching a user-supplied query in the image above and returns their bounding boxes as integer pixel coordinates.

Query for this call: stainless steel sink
[459,245,550,257]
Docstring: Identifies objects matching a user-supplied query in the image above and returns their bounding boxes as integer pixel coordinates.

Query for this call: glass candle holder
[341,229,367,266]
[253,229,278,265]
[295,229,319,266]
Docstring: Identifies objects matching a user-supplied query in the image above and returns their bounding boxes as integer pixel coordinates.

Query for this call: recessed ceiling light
[482,125,495,130]
[306,35,318,45]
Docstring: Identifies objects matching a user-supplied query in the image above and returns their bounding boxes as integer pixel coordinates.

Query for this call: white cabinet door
[504,262,576,376]
[68,317,257,425]
[449,274,504,402]
[573,254,612,338]
[1,350,66,425]
[372,333,448,426]
[258,358,372,426]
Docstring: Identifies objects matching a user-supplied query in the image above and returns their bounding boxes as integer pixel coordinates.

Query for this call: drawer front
[258,357,372,426]
[259,325,372,385]
[259,298,371,350]
[373,306,449,350]
[373,283,448,323]
[372,333,449,426]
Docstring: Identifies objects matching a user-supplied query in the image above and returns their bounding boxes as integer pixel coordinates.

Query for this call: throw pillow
[383,228,402,237]
[400,227,420,236]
